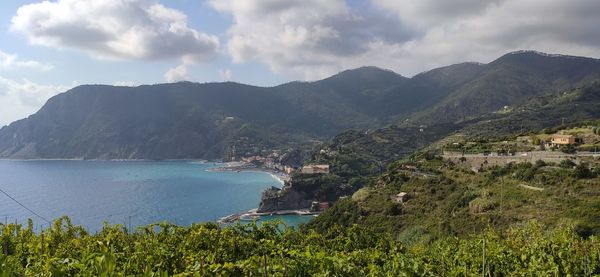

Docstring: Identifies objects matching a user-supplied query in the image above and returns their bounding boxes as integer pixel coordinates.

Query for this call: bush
[2,217,598,275]
[573,163,594,179]
[592,167,600,177]
[534,160,546,168]
[560,159,576,168]
[468,197,497,213]
[560,144,577,154]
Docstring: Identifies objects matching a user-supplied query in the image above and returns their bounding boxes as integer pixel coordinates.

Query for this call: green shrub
[560,144,577,154]
[573,163,595,179]
[560,159,576,168]
[2,217,599,275]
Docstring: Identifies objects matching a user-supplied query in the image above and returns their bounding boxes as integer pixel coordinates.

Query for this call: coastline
[209,161,302,224]
[207,161,290,185]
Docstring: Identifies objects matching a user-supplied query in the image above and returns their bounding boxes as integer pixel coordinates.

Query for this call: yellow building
[551,134,576,145]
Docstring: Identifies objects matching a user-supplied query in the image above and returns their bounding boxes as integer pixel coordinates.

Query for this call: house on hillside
[551,134,576,145]
[393,192,409,204]
[310,201,330,212]
[301,164,330,174]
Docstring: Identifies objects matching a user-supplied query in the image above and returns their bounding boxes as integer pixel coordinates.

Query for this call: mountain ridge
[1,51,600,159]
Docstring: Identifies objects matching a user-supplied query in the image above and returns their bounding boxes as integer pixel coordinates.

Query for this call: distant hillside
[0,68,409,159]
[461,81,600,139]
[407,51,600,124]
[1,51,599,159]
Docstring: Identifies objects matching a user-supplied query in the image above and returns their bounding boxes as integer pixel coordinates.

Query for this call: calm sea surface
[0,160,311,232]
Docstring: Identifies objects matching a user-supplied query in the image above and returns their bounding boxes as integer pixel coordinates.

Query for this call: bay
[0,160,288,232]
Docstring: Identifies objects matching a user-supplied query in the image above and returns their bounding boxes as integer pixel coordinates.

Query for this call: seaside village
[238,152,329,176]
[218,148,332,223]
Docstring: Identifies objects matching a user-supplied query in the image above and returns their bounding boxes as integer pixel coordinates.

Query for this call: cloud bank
[213,0,600,79]
[11,0,219,63]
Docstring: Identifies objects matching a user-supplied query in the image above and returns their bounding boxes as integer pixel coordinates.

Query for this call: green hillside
[461,81,600,139]
[308,148,600,241]
[2,51,599,160]
[408,51,600,124]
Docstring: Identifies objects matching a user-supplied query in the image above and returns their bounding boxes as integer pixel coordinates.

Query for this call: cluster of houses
[239,151,330,175]
[239,151,297,174]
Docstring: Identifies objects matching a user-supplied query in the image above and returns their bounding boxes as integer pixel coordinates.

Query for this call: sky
[1,0,600,127]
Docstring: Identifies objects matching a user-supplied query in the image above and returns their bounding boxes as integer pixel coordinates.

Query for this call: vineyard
[1,217,599,275]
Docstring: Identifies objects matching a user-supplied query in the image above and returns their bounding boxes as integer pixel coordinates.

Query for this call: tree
[560,144,576,154]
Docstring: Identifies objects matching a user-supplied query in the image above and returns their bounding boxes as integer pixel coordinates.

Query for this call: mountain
[406,51,600,124]
[0,68,408,159]
[1,51,600,159]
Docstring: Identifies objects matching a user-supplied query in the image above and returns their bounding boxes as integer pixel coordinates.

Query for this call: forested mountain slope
[1,51,599,159]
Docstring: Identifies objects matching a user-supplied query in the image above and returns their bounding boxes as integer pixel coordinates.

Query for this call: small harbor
[218,208,319,226]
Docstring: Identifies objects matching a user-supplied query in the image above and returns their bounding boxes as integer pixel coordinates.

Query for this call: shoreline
[209,162,297,224]
[207,162,290,184]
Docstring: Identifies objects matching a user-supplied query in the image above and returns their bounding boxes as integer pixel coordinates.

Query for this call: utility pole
[500,175,504,212]
[482,237,486,277]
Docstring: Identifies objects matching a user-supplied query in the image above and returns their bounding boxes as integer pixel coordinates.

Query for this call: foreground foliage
[1,217,599,276]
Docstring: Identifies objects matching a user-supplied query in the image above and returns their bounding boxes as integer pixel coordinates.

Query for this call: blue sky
[1,0,599,126]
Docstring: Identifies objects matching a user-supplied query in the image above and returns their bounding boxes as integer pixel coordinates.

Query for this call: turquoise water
[0,160,308,232]
[255,214,315,227]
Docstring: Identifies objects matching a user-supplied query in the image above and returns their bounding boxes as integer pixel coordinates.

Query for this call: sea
[0,160,313,232]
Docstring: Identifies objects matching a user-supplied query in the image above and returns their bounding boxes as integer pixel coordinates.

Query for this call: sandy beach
[207,161,290,184]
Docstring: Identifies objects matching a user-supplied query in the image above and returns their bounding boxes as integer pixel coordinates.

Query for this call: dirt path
[519,184,545,191]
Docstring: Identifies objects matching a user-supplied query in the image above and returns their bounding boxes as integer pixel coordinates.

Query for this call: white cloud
[212,0,600,79]
[219,68,232,81]
[164,63,188,82]
[0,49,53,71]
[370,0,600,72]
[11,0,219,63]
[210,0,415,80]
[0,76,72,127]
